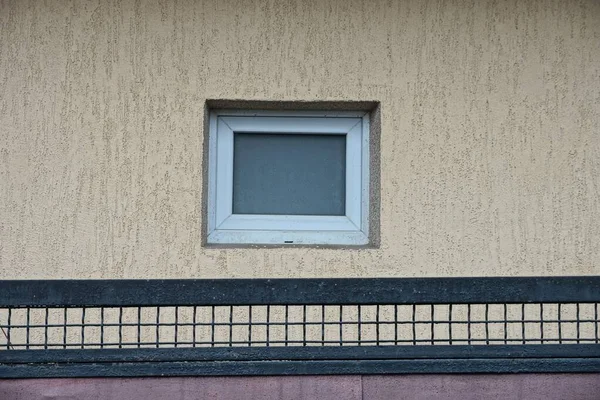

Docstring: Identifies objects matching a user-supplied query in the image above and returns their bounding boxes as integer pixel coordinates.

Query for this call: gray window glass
[233,133,346,215]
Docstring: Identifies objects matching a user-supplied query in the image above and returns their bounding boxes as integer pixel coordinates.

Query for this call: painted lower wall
[1,0,599,279]
[1,375,600,400]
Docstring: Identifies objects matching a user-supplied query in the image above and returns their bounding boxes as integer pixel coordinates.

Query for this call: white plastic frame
[206,110,370,245]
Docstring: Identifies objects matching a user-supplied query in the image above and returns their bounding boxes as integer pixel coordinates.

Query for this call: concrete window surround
[202,100,381,248]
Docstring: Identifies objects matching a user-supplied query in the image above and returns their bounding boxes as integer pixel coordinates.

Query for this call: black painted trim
[2,345,600,378]
[2,277,600,307]
[2,345,600,364]
[2,358,600,378]
[2,278,600,378]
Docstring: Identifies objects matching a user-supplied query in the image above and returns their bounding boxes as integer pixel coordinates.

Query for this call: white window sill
[207,229,369,246]
[216,214,360,231]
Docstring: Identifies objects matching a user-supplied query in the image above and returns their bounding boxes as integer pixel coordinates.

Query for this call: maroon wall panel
[362,374,600,400]
[0,376,362,400]
[1,375,599,400]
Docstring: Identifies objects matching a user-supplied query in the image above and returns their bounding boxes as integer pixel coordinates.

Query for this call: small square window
[206,109,370,245]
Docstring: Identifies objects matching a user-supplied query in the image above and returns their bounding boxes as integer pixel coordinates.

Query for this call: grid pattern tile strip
[2,303,599,350]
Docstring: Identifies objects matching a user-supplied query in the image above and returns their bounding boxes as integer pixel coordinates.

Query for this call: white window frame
[206,109,370,245]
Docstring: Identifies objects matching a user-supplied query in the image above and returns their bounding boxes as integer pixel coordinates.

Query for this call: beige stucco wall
[1,0,599,279]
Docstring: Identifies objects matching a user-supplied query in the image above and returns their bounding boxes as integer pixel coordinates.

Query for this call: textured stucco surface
[0,0,599,279]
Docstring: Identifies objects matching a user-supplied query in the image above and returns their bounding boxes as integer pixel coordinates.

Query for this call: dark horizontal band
[2,358,600,378]
[2,277,600,307]
[2,345,600,364]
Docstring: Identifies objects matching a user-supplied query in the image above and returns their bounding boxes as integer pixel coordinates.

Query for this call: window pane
[233,133,346,216]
